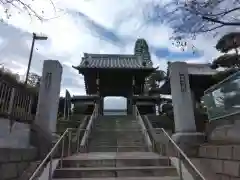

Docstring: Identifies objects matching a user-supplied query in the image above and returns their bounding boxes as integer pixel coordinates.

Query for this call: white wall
[0,118,31,148]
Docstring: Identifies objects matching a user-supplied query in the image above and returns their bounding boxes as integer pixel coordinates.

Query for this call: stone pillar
[127,76,135,115]
[127,97,133,115]
[170,62,204,148]
[99,97,104,115]
[191,90,197,109]
[35,60,62,133]
[30,60,62,157]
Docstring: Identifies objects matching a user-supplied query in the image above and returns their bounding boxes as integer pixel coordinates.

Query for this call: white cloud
[0,0,224,109]
[151,54,168,70]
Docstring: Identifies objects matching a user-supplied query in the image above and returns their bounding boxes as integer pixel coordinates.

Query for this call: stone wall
[0,147,37,180]
[198,144,240,179]
[0,118,31,148]
[206,113,240,143]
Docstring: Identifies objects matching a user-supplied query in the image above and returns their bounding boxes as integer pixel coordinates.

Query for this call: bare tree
[143,0,240,47]
[0,0,60,21]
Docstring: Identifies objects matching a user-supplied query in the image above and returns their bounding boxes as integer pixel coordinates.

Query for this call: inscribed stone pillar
[170,62,204,145]
[35,60,63,134]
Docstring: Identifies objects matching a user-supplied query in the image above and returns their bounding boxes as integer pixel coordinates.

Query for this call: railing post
[60,135,65,168]
[27,95,33,115]
[178,153,183,180]
[29,129,70,180]
[77,129,80,153]
[68,130,71,156]
[8,88,15,117]
[48,154,53,180]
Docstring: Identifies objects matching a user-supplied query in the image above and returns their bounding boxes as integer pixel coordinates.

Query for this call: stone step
[94,126,141,129]
[97,115,136,119]
[88,141,146,146]
[96,119,139,122]
[92,129,143,132]
[67,152,161,158]
[53,177,180,180]
[95,119,139,122]
[53,166,178,178]
[95,122,139,125]
[88,129,147,149]
[95,119,139,123]
[88,142,146,146]
[88,143,147,147]
[96,118,138,121]
[88,134,145,139]
[88,146,149,152]
[58,156,171,168]
[89,134,144,138]
[89,137,145,141]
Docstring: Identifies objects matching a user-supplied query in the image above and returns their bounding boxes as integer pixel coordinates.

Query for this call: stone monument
[169,62,205,152]
[30,60,62,157]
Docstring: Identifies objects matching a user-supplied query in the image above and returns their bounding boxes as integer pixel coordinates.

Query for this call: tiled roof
[77,53,153,69]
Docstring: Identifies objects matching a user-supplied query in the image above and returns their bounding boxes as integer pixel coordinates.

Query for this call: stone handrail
[142,115,156,141]
[71,115,89,142]
[79,103,99,152]
[133,105,152,150]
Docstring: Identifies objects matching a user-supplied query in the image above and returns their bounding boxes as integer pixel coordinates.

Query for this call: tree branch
[199,24,225,33]
[202,16,240,26]
[209,7,240,17]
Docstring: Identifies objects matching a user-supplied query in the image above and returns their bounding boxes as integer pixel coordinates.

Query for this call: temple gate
[72,39,156,115]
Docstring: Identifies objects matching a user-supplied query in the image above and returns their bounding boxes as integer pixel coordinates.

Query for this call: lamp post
[24,33,48,85]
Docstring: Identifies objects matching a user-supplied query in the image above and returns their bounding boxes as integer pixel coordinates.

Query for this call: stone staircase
[50,115,180,180]
[52,152,180,179]
[87,115,149,152]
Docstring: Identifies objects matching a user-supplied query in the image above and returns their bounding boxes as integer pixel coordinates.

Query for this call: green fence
[202,71,240,120]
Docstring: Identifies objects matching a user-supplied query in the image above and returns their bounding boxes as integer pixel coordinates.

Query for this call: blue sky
[0,0,222,108]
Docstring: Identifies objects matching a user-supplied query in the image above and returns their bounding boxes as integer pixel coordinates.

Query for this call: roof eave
[74,66,156,71]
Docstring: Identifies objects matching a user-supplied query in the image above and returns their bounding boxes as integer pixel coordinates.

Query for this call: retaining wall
[0,147,37,180]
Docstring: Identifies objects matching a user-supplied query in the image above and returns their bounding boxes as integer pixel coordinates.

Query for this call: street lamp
[24,33,48,85]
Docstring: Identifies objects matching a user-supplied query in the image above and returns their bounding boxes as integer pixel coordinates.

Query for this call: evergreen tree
[134,39,152,66]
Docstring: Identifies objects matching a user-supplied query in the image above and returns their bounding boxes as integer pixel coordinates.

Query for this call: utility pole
[24,33,48,85]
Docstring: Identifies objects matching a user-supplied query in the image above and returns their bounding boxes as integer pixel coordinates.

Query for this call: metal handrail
[139,112,206,180]
[159,128,206,180]
[29,128,71,180]
[133,105,152,149]
[80,103,99,151]
[29,107,98,180]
